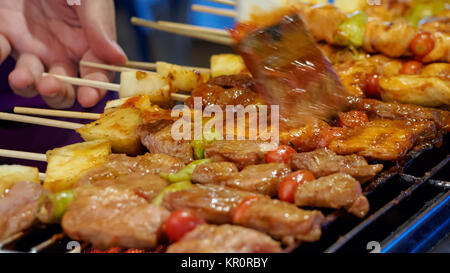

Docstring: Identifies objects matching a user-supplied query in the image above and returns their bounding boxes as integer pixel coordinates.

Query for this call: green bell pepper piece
[160,159,212,183]
[152,181,192,205]
[336,11,368,48]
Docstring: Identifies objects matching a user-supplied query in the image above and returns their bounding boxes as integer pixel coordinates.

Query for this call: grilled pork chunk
[291,149,383,183]
[76,153,185,185]
[63,183,170,250]
[0,182,47,241]
[166,224,282,253]
[192,162,290,196]
[138,121,193,164]
[204,141,269,170]
[295,173,370,218]
[162,184,254,224]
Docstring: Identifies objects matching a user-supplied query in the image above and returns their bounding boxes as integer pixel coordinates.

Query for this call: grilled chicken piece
[353,98,450,132]
[421,31,450,63]
[295,173,369,218]
[185,74,261,109]
[291,149,383,183]
[138,121,193,164]
[237,14,351,129]
[420,17,450,34]
[0,182,47,241]
[163,184,324,245]
[363,19,417,58]
[204,141,271,170]
[166,224,282,253]
[329,119,437,161]
[192,162,290,196]
[379,75,450,107]
[76,153,185,185]
[63,183,170,250]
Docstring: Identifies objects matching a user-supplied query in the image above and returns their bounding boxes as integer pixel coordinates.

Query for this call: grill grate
[1,135,449,253]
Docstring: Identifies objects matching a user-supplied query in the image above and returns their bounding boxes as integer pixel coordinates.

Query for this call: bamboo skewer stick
[43,73,121,91]
[80,61,147,73]
[42,73,190,102]
[0,112,83,130]
[207,0,236,6]
[131,17,233,46]
[157,21,229,37]
[191,4,237,18]
[125,61,157,71]
[0,149,47,162]
[14,107,101,120]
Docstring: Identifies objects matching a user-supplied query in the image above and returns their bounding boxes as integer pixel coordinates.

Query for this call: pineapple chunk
[0,165,40,195]
[210,54,248,78]
[44,140,111,192]
[76,108,143,155]
[156,62,210,91]
[119,71,172,106]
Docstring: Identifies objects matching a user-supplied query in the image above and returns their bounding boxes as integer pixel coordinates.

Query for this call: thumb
[75,0,127,65]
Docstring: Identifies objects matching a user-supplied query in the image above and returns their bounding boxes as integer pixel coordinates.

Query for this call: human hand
[0,0,127,108]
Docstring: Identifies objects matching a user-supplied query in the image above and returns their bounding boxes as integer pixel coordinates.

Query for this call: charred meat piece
[238,197,324,245]
[295,173,370,218]
[162,184,254,224]
[166,224,282,253]
[0,182,47,240]
[62,184,170,250]
[329,119,437,161]
[138,121,193,164]
[192,162,290,196]
[204,140,268,170]
[77,153,185,185]
[291,149,383,183]
[237,14,351,128]
[192,162,239,185]
[185,74,261,109]
[353,98,450,132]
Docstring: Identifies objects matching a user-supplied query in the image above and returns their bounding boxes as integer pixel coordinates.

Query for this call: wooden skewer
[39,172,46,181]
[131,17,233,46]
[80,61,147,73]
[125,61,157,71]
[0,112,83,130]
[14,107,101,120]
[157,21,229,37]
[207,0,236,6]
[0,149,47,162]
[191,4,237,18]
[43,73,121,91]
[42,73,190,102]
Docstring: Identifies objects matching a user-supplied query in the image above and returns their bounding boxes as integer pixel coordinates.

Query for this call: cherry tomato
[365,73,381,99]
[232,196,261,224]
[338,111,369,129]
[265,145,297,164]
[410,32,435,58]
[164,209,206,242]
[278,170,315,203]
[399,60,423,75]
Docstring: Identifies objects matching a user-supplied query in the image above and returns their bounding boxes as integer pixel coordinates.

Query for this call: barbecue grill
[1,134,448,253]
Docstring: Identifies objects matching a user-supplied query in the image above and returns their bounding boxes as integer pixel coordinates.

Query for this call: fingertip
[77,86,103,108]
[9,68,34,90]
[36,75,61,98]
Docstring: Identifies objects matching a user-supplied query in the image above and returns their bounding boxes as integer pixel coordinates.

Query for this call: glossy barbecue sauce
[235,14,352,129]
